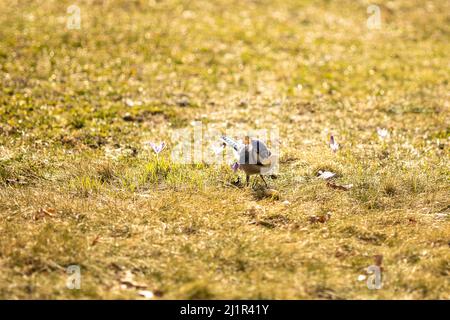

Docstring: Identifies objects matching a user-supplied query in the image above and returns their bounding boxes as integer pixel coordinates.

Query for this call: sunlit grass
[0,0,448,299]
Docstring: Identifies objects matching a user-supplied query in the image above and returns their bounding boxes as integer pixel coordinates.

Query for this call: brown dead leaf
[263,188,280,200]
[6,178,27,185]
[44,208,56,215]
[119,270,147,289]
[254,187,280,200]
[327,182,353,191]
[60,135,79,147]
[335,248,346,258]
[408,217,417,224]
[153,289,164,297]
[34,208,56,220]
[244,204,264,218]
[309,213,331,224]
[256,220,276,229]
[110,263,124,272]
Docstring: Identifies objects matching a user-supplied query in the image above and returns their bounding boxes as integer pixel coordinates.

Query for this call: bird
[221,135,277,187]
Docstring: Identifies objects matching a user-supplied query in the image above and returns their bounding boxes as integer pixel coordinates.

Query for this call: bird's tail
[220,135,243,152]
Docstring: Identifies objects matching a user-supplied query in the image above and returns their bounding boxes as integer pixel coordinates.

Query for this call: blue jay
[220,135,277,186]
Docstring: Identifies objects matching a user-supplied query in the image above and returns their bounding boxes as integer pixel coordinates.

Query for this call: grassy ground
[0,0,449,299]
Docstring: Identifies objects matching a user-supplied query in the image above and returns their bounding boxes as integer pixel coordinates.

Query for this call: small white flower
[329,135,339,152]
[145,141,166,154]
[377,128,389,139]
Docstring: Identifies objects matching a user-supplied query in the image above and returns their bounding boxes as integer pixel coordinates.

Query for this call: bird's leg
[246,175,250,187]
[260,175,268,187]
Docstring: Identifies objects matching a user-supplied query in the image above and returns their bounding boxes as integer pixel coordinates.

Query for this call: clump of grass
[114,156,210,192]
[382,176,399,197]
[178,281,215,300]
[404,172,428,194]
[145,157,172,183]
[70,116,86,129]
[0,157,47,185]
[69,175,104,197]
[96,161,116,183]
[0,161,10,182]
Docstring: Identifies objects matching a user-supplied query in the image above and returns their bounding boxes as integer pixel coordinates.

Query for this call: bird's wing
[251,139,271,161]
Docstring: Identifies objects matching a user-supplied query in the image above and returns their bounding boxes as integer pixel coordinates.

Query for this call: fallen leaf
[327,182,353,191]
[309,213,331,223]
[6,178,27,185]
[124,98,142,107]
[317,170,336,180]
[153,289,164,297]
[122,113,135,121]
[138,290,154,299]
[119,270,147,289]
[263,188,280,200]
[335,248,346,258]
[256,220,276,228]
[34,208,56,220]
[408,217,417,224]
[47,260,65,271]
[44,208,56,215]
[110,263,124,272]
[435,213,448,220]
[244,204,264,218]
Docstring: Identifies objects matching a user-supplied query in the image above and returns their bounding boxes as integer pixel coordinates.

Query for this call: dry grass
[0,0,449,299]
